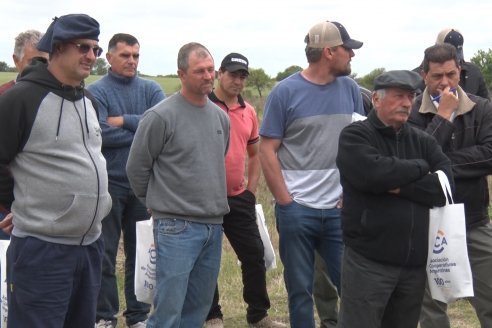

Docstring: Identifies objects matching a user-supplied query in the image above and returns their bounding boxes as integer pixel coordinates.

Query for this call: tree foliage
[471,49,492,93]
[248,68,274,98]
[275,65,303,81]
[0,61,12,72]
[91,58,109,75]
[355,67,386,90]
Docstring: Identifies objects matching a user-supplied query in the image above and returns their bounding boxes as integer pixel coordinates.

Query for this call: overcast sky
[1,0,491,79]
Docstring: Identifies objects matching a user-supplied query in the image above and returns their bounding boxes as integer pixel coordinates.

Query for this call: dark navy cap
[436,28,464,61]
[220,53,249,73]
[37,14,100,54]
[373,70,422,92]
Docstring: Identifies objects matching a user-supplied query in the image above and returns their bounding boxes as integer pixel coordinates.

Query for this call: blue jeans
[275,201,343,328]
[96,182,150,326]
[147,219,222,328]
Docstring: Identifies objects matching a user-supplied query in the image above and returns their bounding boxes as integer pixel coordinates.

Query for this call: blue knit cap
[37,14,100,54]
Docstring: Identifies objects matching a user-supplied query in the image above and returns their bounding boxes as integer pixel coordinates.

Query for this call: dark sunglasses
[68,42,103,57]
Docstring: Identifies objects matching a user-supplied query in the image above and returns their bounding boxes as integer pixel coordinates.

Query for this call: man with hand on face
[0,14,112,328]
[88,33,165,328]
[409,43,492,328]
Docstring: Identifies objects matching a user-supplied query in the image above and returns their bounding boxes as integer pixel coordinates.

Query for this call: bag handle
[435,170,454,205]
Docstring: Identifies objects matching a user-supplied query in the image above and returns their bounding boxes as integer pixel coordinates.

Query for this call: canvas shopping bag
[255,204,277,271]
[426,170,474,303]
[134,217,156,305]
[0,240,8,328]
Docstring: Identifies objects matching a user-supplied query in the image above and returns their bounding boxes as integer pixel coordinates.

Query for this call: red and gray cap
[307,21,363,49]
[436,28,464,61]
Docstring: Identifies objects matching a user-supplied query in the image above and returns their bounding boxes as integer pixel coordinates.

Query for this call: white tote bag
[134,217,156,305]
[426,170,474,303]
[256,204,277,271]
[0,240,9,328]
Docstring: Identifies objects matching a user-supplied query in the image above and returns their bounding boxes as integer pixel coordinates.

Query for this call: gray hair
[14,30,44,60]
[177,42,212,71]
[371,89,386,108]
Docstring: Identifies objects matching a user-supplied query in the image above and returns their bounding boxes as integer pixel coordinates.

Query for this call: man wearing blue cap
[336,70,452,328]
[0,14,111,328]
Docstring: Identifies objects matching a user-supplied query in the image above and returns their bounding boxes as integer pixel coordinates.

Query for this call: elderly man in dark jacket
[336,70,452,328]
[409,43,492,328]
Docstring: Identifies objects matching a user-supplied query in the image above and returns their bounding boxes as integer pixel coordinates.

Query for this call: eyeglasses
[68,42,103,57]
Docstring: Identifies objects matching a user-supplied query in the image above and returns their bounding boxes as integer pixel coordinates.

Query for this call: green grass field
[114,181,481,328]
[85,74,182,96]
[0,71,482,327]
[0,71,182,96]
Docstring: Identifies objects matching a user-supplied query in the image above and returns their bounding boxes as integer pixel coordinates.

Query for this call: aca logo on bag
[433,229,448,254]
[145,245,157,287]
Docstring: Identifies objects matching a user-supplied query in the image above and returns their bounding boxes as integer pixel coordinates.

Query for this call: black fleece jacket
[337,110,452,267]
[409,87,492,229]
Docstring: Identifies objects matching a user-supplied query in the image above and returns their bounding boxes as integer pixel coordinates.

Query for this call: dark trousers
[339,247,426,328]
[313,251,339,328]
[206,190,270,324]
[96,182,150,326]
[7,236,104,328]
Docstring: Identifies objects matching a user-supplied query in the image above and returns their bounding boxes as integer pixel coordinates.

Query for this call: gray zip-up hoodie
[0,58,112,245]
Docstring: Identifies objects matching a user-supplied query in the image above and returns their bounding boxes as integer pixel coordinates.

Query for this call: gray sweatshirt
[126,92,230,224]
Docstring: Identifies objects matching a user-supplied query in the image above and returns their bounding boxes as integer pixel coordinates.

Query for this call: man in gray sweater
[127,42,230,328]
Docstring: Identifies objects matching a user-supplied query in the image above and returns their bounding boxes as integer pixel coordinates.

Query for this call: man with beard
[259,20,364,328]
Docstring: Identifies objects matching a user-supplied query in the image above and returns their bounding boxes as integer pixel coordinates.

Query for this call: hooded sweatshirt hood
[19,57,87,101]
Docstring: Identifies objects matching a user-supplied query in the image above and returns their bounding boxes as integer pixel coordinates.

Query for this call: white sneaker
[204,318,224,328]
[95,320,114,328]
[127,320,148,328]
